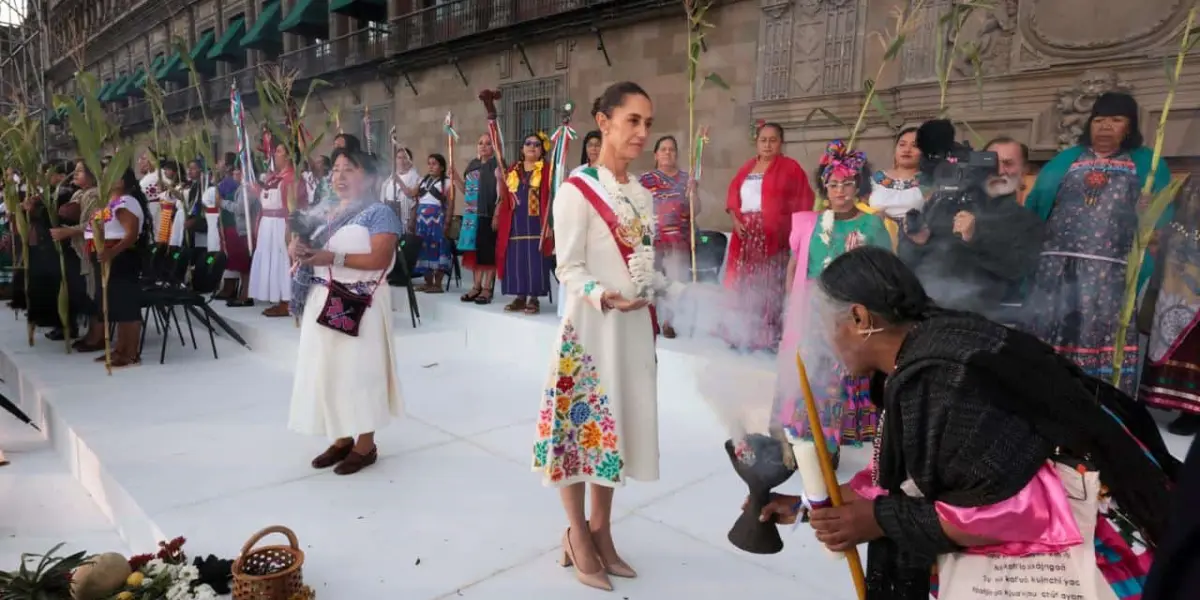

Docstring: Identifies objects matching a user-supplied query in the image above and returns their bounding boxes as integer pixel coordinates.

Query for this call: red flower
[128,553,154,571]
[556,376,574,394]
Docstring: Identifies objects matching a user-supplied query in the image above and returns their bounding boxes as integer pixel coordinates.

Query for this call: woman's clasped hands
[600,289,649,313]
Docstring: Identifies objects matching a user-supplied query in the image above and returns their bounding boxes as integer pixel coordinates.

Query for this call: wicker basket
[232,526,306,600]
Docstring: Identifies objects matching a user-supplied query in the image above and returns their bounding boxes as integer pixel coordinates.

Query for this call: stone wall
[127,0,761,230]
[122,0,1200,233]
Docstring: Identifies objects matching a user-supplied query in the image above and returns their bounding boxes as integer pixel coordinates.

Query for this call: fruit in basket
[125,571,144,587]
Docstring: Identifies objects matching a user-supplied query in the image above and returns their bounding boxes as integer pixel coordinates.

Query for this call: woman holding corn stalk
[74,167,152,367]
[718,123,813,353]
[26,161,85,341]
[1023,92,1172,395]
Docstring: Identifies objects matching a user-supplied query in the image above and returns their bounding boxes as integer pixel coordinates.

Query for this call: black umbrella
[0,380,39,431]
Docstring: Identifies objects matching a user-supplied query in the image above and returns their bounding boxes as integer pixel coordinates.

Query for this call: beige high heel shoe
[560,528,613,591]
[590,527,637,578]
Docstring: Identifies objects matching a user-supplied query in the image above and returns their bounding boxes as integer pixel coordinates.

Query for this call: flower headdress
[534,131,551,153]
[818,139,866,183]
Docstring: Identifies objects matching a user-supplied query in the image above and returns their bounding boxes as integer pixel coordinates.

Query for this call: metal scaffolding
[0,0,46,108]
[0,0,48,155]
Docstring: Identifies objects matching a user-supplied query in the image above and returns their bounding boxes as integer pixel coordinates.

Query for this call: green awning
[240,1,283,53]
[207,17,247,62]
[97,80,116,102]
[189,30,218,75]
[156,52,185,83]
[132,55,166,94]
[279,0,329,39]
[329,0,386,22]
[113,69,142,100]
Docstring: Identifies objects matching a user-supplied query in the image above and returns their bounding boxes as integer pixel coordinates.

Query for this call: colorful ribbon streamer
[549,101,577,197]
[693,126,709,182]
[230,84,257,253]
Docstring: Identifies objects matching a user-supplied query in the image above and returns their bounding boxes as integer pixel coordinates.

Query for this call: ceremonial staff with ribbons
[230,84,258,255]
[546,101,575,258]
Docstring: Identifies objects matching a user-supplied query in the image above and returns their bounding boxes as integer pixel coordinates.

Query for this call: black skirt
[28,242,91,327]
[473,216,498,267]
[91,250,143,323]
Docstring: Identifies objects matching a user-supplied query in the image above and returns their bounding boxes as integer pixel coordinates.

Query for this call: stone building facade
[44,0,1200,230]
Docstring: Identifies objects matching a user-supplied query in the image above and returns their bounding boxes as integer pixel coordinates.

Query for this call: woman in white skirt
[534,83,684,591]
[287,148,404,476]
[251,143,308,318]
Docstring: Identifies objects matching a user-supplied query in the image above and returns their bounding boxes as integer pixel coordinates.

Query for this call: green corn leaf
[702,72,731,91]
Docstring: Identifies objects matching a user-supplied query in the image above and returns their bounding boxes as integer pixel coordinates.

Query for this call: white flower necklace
[596,166,656,298]
[819,210,835,267]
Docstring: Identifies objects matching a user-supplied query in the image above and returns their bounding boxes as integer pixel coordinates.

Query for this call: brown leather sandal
[311,443,354,469]
[504,297,527,312]
[262,303,290,318]
[524,299,541,315]
[334,447,378,475]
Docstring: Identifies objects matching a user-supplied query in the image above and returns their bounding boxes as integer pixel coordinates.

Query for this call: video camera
[906,119,999,234]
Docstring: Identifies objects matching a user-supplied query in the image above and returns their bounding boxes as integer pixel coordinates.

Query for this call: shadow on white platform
[3,287,1191,598]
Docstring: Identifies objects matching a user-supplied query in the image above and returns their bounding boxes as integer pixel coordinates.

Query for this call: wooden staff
[796,352,867,600]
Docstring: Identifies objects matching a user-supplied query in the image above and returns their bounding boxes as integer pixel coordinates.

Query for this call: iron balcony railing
[279,26,389,78]
[388,0,603,53]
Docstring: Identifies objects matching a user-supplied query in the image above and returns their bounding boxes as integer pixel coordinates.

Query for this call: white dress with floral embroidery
[533,167,683,488]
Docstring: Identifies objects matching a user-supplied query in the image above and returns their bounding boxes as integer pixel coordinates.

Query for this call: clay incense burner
[725,433,795,554]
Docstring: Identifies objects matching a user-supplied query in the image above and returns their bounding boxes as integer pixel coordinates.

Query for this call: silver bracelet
[333,252,346,268]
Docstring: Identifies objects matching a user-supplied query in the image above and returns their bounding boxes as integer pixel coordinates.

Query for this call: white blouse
[739,173,765,213]
[84,195,144,241]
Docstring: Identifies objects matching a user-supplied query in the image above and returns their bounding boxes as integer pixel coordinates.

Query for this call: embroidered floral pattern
[533,322,623,483]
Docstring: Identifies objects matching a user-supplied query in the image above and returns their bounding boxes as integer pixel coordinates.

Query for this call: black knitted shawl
[867,312,1177,600]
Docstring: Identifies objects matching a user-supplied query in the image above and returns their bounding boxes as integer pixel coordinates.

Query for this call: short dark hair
[984,136,1029,164]
[984,136,1032,163]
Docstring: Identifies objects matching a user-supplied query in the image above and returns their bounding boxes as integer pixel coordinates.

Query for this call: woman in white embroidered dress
[251,144,307,318]
[533,82,683,592]
[287,149,404,476]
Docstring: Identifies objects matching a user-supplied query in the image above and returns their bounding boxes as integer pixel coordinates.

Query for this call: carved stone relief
[951,0,1018,77]
[901,0,950,82]
[1054,69,1132,150]
[755,0,794,100]
[1021,0,1186,60]
[754,0,862,100]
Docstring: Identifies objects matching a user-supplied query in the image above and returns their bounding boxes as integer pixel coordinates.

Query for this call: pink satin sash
[849,462,1083,556]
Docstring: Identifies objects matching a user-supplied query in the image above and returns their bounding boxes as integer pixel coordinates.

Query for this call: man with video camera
[898,120,1043,322]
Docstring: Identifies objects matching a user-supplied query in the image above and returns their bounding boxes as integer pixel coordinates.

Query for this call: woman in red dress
[718,122,813,352]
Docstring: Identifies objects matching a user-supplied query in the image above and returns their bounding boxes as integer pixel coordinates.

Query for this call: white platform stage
[2,285,1191,599]
[0,286,873,599]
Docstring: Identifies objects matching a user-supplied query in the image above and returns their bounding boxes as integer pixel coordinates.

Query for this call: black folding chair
[693,230,728,283]
[388,234,422,328]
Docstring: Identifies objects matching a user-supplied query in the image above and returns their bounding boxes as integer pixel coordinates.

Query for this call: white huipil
[248,184,292,303]
[532,167,683,488]
[288,205,403,439]
[198,185,222,252]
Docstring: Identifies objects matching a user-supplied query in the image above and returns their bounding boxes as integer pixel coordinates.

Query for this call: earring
[856,315,884,339]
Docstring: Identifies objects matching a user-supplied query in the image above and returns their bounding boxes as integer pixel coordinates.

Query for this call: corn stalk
[0,153,32,343]
[55,71,134,374]
[6,105,73,351]
[1110,6,1199,387]
[683,0,729,282]
[257,64,329,211]
[845,0,927,153]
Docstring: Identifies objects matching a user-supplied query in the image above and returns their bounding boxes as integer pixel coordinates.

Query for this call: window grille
[498,75,565,163]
